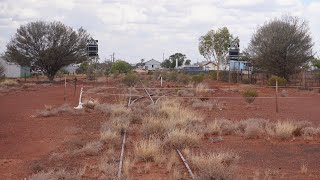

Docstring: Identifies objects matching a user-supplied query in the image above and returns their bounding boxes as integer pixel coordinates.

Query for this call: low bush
[191,73,205,84]
[268,76,287,86]
[122,73,139,87]
[242,89,258,104]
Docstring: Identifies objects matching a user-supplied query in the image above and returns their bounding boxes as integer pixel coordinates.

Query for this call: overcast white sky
[0,0,319,63]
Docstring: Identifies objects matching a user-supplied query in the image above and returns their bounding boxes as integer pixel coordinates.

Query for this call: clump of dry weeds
[36,104,77,117]
[188,150,240,180]
[134,138,163,163]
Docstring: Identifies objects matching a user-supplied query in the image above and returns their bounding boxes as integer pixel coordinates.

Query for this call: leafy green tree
[312,58,320,69]
[3,21,90,81]
[161,53,187,68]
[111,60,132,74]
[246,16,313,80]
[199,27,236,80]
[185,59,191,65]
[76,61,89,74]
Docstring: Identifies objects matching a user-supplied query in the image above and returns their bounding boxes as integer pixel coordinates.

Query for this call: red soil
[0,81,320,179]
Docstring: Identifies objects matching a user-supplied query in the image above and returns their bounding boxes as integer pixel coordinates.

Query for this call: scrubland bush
[242,89,258,104]
[122,72,139,87]
[177,89,194,96]
[191,73,205,84]
[268,75,287,86]
[0,64,4,77]
[188,151,240,180]
[75,141,103,156]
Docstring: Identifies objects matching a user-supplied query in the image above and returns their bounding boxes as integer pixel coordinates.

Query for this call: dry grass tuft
[100,128,120,144]
[95,103,130,116]
[36,104,76,117]
[0,79,19,86]
[29,168,85,180]
[134,138,162,163]
[75,141,103,156]
[188,151,240,180]
[300,163,308,174]
[177,89,194,97]
[165,129,201,148]
[98,156,117,179]
[195,83,210,94]
[205,118,319,140]
[86,86,109,93]
[271,121,298,140]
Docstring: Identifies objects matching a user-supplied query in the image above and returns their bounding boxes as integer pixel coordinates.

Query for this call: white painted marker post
[74,87,84,109]
[160,76,163,87]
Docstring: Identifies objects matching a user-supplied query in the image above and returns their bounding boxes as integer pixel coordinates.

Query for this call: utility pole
[163,53,164,62]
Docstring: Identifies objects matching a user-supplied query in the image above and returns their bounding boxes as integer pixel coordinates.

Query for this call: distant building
[144,59,161,70]
[0,57,31,78]
[63,64,80,74]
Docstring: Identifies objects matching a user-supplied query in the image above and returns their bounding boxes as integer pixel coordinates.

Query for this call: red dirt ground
[0,80,320,179]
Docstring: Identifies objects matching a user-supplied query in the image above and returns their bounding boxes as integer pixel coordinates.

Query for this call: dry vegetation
[35,104,78,117]
[186,150,240,180]
[206,118,320,140]
[26,78,320,179]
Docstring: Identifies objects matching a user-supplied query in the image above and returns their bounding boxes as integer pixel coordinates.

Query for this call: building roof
[144,59,161,64]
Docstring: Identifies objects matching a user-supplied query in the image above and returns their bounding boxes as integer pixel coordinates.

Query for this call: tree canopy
[3,21,90,81]
[199,27,237,80]
[111,60,132,74]
[161,53,188,68]
[246,16,314,80]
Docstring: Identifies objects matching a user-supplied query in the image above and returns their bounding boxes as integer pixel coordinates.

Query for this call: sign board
[86,39,98,57]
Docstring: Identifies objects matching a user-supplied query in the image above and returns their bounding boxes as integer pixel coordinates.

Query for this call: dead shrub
[165,129,201,148]
[302,127,320,139]
[36,104,76,117]
[206,119,237,135]
[188,151,240,180]
[134,138,162,163]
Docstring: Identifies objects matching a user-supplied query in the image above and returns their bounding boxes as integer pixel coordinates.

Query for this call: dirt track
[0,82,320,179]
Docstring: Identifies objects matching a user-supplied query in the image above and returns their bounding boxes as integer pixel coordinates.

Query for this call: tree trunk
[216,63,220,81]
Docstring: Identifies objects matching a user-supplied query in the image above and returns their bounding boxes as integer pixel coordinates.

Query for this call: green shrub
[208,71,217,80]
[242,89,258,104]
[111,60,132,74]
[0,64,5,77]
[122,73,139,87]
[268,76,287,86]
[191,74,205,84]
